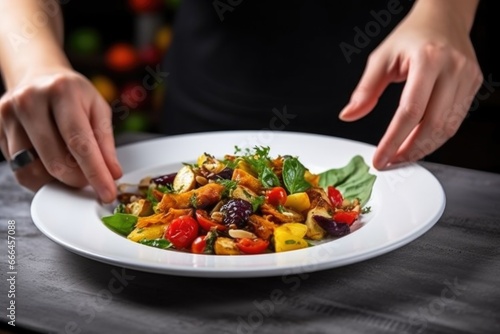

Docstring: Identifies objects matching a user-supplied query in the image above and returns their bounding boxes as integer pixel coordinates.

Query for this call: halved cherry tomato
[327,186,343,208]
[191,235,207,254]
[165,215,199,249]
[333,210,358,226]
[195,209,226,231]
[266,187,287,207]
[236,238,269,254]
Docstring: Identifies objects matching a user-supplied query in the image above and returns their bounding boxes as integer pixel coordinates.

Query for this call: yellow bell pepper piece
[127,224,167,242]
[284,192,311,212]
[273,223,309,252]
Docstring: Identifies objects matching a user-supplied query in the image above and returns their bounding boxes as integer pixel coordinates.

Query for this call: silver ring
[9,148,39,172]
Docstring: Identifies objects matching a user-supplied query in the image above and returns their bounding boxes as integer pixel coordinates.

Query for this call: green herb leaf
[283,157,311,194]
[318,155,376,207]
[204,230,218,254]
[190,194,198,208]
[239,146,281,189]
[113,203,127,214]
[251,195,265,212]
[217,179,238,198]
[101,213,138,236]
[139,238,173,249]
[260,166,281,188]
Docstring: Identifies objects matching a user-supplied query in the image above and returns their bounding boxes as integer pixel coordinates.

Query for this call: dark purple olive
[313,215,350,237]
[220,198,252,228]
[151,172,177,186]
[208,167,234,181]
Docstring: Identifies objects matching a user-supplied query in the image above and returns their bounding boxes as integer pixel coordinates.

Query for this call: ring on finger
[9,148,39,172]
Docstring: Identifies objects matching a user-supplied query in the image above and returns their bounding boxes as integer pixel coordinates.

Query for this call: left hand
[339,0,483,170]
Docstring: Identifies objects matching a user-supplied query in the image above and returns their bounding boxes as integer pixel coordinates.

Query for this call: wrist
[1,37,71,89]
[412,0,480,33]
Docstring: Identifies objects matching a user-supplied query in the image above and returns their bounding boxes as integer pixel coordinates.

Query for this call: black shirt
[160,0,414,145]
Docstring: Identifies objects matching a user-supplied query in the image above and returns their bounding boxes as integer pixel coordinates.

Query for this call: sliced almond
[228,229,257,239]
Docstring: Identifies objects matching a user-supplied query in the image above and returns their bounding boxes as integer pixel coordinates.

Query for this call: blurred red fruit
[139,44,162,66]
[105,43,139,72]
[120,81,149,109]
[128,0,163,13]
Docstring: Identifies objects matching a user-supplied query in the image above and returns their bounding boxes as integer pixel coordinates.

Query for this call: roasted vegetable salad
[101,146,376,255]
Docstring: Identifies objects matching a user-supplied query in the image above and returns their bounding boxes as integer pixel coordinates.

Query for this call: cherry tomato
[165,215,199,249]
[236,238,270,254]
[195,209,226,231]
[333,210,359,226]
[327,186,344,208]
[266,187,287,207]
[191,235,207,254]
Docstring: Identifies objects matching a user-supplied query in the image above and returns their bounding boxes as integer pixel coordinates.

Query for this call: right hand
[0,66,122,203]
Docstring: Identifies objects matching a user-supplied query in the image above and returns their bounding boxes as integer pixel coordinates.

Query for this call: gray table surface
[1,134,499,334]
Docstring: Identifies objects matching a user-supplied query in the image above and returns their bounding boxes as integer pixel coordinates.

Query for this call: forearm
[410,0,480,33]
[0,0,69,89]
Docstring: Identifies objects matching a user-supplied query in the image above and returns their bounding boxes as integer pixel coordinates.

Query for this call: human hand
[339,0,483,170]
[0,67,122,203]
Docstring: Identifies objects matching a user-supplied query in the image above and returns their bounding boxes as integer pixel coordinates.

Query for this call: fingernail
[374,155,390,170]
[112,161,123,179]
[98,187,115,204]
[339,100,357,120]
[339,108,349,120]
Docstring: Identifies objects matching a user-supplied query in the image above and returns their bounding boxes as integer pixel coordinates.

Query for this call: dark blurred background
[0,0,499,173]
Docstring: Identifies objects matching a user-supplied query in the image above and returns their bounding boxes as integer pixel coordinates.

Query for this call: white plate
[31,131,445,278]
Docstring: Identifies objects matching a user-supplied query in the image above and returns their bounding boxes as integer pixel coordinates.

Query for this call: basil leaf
[260,166,281,188]
[318,155,376,207]
[283,157,311,194]
[101,213,138,236]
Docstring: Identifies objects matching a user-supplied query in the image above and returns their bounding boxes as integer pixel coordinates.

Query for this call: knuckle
[67,133,94,158]
[450,51,468,71]
[48,75,71,96]
[0,98,13,120]
[442,123,458,138]
[84,168,102,185]
[419,43,447,65]
[48,73,83,97]
[399,103,424,122]
[429,121,446,138]
[45,157,86,188]
[46,158,69,179]
[10,87,38,112]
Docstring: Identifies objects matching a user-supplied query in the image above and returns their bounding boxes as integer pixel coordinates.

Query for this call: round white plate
[31,131,445,278]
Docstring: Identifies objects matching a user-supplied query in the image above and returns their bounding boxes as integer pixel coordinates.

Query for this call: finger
[51,90,118,203]
[12,87,88,188]
[0,125,8,160]
[0,96,9,157]
[1,99,55,190]
[390,75,460,164]
[89,96,122,180]
[372,57,443,170]
[392,65,483,163]
[339,53,393,121]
